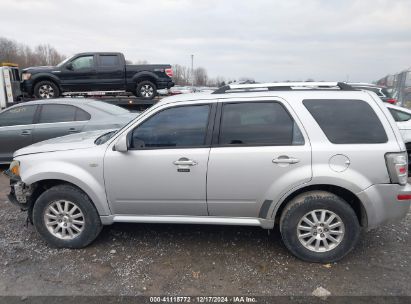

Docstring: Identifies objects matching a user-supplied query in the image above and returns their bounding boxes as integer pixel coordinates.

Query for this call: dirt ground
[0,167,410,297]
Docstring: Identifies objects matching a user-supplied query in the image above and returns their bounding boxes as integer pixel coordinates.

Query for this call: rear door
[0,105,37,162]
[95,54,125,91]
[206,99,312,218]
[32,104,91,143]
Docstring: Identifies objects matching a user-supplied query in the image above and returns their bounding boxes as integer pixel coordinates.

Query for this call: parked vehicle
[385,103,411,173]
[21,52,174,100]
[0,98,137,163]
[169,86,194,95]
[6,82,411,263]
[348,83,397,104]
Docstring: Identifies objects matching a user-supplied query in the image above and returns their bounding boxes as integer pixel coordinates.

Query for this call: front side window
[304,99,388,144]
[218,102,304,146]
[131,105,210,149]
[71,56,94,70]
[0,105,37,127]
[39,105,79,123]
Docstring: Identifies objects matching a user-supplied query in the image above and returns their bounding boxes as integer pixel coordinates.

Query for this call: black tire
[32,184,102,248]
[33,80,60,99]
[280,191,360,263]
[136,80,157,100]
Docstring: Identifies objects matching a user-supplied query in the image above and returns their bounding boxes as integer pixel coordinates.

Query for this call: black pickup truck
[21,52,174,100]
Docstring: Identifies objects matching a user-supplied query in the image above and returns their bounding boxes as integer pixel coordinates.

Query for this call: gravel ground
[0,167,410,297]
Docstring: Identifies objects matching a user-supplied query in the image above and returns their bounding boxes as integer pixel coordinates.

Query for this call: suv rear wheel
[280,191,360,263]
[32,184,102,248]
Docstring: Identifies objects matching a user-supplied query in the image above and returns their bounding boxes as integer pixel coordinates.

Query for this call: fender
[267,172,372,222]
[131,71,159,83]
[21,160,111,216]
[31,73,62,87]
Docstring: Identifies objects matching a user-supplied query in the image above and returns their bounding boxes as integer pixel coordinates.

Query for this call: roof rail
[212,82,354,94]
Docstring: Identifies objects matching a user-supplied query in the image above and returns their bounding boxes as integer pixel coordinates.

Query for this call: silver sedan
[0,98,138,163]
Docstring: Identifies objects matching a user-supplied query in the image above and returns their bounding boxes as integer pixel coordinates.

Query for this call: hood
[14,129,114,158]
[22,66,57,73]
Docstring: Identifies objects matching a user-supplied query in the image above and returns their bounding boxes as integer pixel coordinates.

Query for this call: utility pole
[191,54,194,89]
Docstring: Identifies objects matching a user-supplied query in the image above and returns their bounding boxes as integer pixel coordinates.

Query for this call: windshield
[56,56,72,67]
[87,101,130,115]
[94,107,151,145]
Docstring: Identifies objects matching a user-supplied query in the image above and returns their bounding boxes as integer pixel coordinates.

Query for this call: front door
[207,100,312,218]
[59,55,98,92]
[104,103,214,216]
[0,105,37,163]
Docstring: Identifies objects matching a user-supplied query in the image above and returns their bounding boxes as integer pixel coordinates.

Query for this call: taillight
[165,68,173,77]
[386,98,397,104]
[385,152,408,185]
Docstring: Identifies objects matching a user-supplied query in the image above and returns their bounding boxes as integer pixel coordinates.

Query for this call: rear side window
[99,55,120,67]
[39,105,76,123]
[303,99,388,144]
[218,102,304,146]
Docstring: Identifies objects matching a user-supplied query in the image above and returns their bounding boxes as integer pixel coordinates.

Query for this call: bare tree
[0,37,65,68]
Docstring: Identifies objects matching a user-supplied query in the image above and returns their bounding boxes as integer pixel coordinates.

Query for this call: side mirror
[66,62,73,70]
[114,135,128,152]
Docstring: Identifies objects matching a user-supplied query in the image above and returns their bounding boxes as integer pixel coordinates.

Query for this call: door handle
[68,128,78,133]
[272,156,300,164]
[173,158,198,166]
[20,130,31,136]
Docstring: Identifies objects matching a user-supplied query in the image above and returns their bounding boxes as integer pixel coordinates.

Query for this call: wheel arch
[273,184,368,228]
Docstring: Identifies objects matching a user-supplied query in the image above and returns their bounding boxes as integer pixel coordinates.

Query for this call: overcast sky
[1,0,410,82]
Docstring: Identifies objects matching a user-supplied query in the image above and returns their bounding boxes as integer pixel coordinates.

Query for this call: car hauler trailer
[0,63,22,109]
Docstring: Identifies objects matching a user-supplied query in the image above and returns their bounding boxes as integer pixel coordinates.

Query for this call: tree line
[0,36,239,87]
[0,37,65,68]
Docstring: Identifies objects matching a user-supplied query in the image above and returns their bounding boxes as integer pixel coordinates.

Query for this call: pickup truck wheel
[34,80,60,99]
[136,80,157,100]
[280,191,360,263]
[32,184,102,248]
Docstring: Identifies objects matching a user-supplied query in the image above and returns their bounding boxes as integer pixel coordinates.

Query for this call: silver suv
[6,82,411,263]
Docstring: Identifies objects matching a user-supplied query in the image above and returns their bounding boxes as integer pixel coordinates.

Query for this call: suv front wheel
[32,184,102,248]
[280,191,360,263]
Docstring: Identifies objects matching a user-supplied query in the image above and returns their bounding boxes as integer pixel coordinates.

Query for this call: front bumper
[357,183,411,229]
[21,80,34,95]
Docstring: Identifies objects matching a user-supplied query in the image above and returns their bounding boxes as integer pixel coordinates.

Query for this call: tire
[136,80,157,100]
[280,191,360,263]
[32,184,102,248]
[33,80,60,99]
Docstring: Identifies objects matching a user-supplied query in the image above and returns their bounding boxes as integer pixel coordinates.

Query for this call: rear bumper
[357,183,411,229]
[157,80,174,89]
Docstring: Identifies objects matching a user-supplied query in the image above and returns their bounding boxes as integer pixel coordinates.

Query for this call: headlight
[22,73,31,81]
[9,160,20,177]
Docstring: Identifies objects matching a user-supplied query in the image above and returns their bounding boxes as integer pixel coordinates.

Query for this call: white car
[385,103,411,144]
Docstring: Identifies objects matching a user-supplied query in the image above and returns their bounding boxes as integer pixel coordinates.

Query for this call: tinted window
[75,108,91,121]
[389,108,411,122]
[304,99,388,144]
[71,56,94,70]
[0,105,37,127]
[131,105,210,149]
[100,55,120,66]
[219,102,304,146]
[39,105,77,123]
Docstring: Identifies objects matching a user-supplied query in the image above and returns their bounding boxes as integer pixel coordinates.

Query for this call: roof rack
[212,82,354,94]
